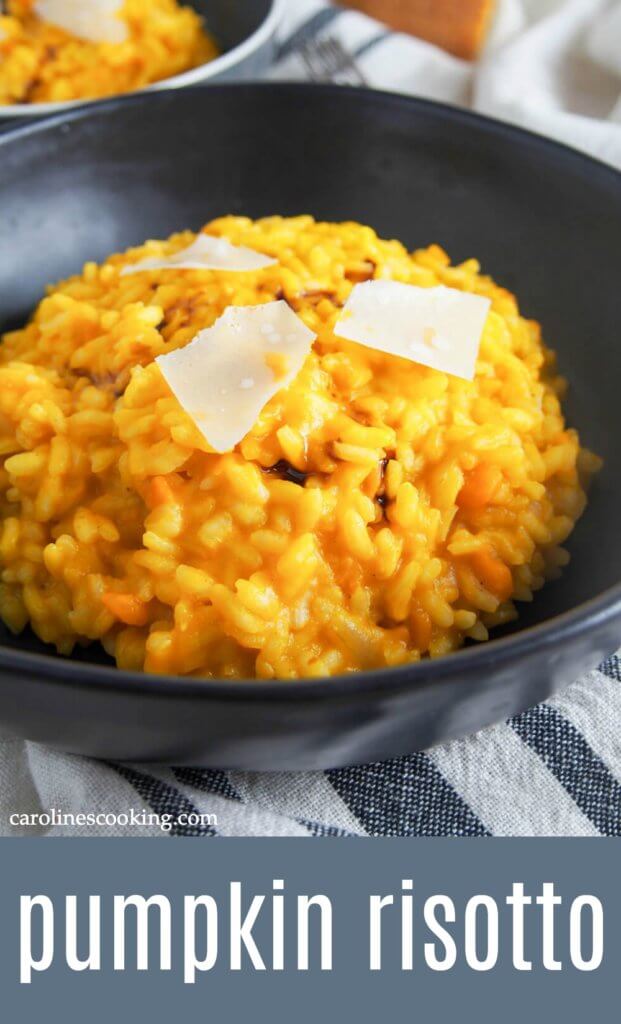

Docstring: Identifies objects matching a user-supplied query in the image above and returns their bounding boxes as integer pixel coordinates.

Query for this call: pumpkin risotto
[0,216,600,678]
[0,0,216,105]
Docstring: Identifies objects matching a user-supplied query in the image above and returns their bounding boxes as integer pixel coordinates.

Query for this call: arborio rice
[0,0,216,104]
[0,215,600,678]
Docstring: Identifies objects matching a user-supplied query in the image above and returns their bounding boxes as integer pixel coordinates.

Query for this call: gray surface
[1,837,617,1019]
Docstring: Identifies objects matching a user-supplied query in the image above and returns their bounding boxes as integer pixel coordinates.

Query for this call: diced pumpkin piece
[457,462,502,510]
[410,604,433,652]
[102,592,149,627]
[470,548,513,602]
[148,475,176,507]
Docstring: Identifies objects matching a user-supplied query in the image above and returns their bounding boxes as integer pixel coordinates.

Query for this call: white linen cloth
[0,0,620,837]
[270,0,621,168]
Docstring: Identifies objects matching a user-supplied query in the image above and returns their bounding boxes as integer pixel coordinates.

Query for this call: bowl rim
[0,0,283,118]
[0,81,620,702]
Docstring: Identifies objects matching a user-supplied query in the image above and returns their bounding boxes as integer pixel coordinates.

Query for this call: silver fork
[298,35,368,86]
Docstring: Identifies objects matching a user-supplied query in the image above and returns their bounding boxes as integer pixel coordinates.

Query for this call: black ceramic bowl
[0,85,620,769]
[0,0,280,121]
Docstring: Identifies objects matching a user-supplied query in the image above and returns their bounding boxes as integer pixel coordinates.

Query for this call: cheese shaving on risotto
[335,280,491,381]
[156,301,316,452]
[122,234,277,275]
[34,0,128,44]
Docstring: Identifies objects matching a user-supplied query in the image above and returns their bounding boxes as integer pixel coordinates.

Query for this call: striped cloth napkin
[1,657,619,836]
[1,0,620,837]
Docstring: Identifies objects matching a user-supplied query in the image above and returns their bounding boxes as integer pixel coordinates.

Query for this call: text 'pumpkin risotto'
[0,216,600,679]
[0,0,216,105]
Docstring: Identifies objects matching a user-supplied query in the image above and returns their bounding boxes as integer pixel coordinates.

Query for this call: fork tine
[324,36,368,86]
[300,41,336,82]
[300,41,335,82]
[297,35,368,86]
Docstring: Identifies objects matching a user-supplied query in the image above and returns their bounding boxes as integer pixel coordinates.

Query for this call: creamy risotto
[0,0,216,104]
[0,216,600,678]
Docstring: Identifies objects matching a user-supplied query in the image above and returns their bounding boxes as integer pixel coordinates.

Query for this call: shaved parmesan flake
[121,234,277,275]
[334,280,491,381]
[34,0,128,44]
[156,302,316,453]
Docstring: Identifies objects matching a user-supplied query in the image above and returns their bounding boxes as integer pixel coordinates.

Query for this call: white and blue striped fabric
[1,655,619,835]
[1,0,620,837]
